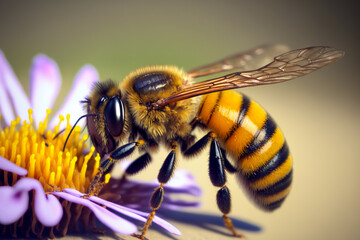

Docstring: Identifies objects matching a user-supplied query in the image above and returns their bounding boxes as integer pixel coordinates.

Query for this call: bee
[82,45,343,239]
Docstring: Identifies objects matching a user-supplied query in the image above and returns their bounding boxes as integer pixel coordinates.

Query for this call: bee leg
[84,158,114,198]
[133,142,177,240]
[123,152,152,176]
[218,188,245,238]
[183,131,214,156]
[86,140,146,197]
[221,147,237,173]
[209,137,245,238]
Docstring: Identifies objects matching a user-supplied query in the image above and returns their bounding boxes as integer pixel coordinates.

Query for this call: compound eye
[104,96,125,137]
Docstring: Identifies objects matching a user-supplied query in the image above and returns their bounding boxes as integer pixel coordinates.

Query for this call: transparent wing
[153,46,344,109]
[187,44,290,78]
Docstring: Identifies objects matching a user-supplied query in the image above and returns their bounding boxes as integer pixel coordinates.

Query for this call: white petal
[0,50,30,121]
[30,54,61,126]
[50,65,98,129]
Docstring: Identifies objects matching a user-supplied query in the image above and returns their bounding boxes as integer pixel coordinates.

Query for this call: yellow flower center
[0,109,101,193]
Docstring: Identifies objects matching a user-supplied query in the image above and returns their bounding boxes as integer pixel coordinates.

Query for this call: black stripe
[247,142,290,182]
[239,114,277,160]
[255,169,293,196]
[264,197,286,211]
[206,92,222,125]
[225,94,251,141]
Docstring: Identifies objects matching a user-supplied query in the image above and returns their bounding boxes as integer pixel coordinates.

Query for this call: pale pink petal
[62,188,181,235]
[63,188,146,222]
[0,66,15,126]
[167,169,198,189]
[166,169,202,196]
[50,65,98,129]
[0,50,30,121]
[52,190,137,235]
[88,194,181,235]
[0,156,28,175]
[30,54,61,126]
[0,186,29,224]
[13,178,63,226]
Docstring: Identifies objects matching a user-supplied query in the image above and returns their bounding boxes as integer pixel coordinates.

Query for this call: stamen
[64,152,71,173]
[28,109,33,125]
[55,165,62,186]
[38,109,51,135]
[66,156,77,186]
[28,154,36,178]
[44,157,51,181]
[49,171,56,187]
[11,140,18,161]
[0,147,5,161]
[0,108,99,193]
[92,154,101,179]
[21,137,28,167]
[80,146,95,188]
[105,173,111,184]
[53,115,65,138]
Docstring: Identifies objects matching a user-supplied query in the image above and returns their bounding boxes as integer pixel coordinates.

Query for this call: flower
[0,49,98,129]
[0,50,201,238]
[0,156,183,237]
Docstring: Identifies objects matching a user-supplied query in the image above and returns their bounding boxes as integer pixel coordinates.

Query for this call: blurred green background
[1,1,359,240]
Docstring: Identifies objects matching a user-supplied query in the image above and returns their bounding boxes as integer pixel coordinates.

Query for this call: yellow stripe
[259,185,291,205]
[198,92,220,124]
[207,91,242,139]
[225,99,267,157]
[250,155,292,190]
[240,127,285,173]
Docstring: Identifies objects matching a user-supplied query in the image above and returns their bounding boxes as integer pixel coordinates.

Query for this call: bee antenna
[63,113,98,152]
[53,128,66,140]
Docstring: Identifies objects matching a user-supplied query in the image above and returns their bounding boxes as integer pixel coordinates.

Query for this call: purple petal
[0,50,30,122]
[30,54,61,126]
[0,156,28,175]
[167,169,198,189]
[49,65,98,129]
[121,160,201,197]
[0,186,29,224]
[13,178,63,226]
[63,188,146,222]
[124,170,202,197]
[52,190,137,235]
[87,193,181,235]
[62,188,181,235]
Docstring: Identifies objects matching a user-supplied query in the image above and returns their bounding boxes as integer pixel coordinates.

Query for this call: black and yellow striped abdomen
[197,90,292,211]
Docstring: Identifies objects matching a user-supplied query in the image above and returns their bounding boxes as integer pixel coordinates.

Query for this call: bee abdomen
[198,90,293,211]
[240,142,293,211]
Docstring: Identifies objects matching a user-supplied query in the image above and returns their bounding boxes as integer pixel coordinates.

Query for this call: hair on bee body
[77,45,343,239]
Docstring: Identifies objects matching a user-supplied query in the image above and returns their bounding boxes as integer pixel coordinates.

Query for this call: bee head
[85,80,125,157]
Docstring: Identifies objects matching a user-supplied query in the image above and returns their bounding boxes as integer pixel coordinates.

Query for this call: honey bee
[82,45,343,239]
